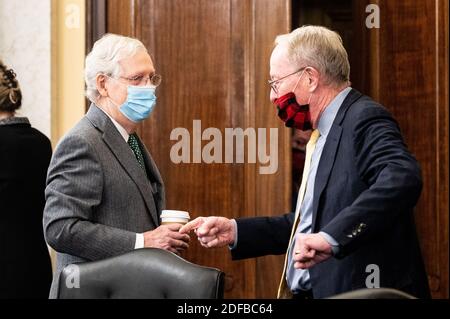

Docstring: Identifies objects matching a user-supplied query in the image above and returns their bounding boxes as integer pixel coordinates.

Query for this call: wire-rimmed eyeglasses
[268,67,305,94]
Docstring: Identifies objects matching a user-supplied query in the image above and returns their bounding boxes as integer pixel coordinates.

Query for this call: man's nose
[270,89,277,103]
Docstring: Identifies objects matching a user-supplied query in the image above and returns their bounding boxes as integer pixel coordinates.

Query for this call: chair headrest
[58,248,225,299]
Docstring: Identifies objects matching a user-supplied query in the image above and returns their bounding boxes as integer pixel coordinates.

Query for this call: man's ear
[96,74,108,97]
[305,67,319,92]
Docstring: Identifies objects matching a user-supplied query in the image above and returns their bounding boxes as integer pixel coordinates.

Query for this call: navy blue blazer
[232,89,430,299]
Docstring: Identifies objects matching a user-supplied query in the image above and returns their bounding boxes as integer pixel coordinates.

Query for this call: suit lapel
[86,104,159,226]
[312,125,342,230]
[311,89,362,231]
[136,135,165,219]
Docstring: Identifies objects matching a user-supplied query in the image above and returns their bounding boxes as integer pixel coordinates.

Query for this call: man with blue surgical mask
[43,34,190,298]
[104,70,159,123]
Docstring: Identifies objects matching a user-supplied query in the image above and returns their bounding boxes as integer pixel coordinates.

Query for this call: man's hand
[293,233,332,269]
[143,224,190,254]
[179,216,235,248]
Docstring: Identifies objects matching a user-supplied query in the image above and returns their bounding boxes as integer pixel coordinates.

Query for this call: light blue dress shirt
[286,87,352,293]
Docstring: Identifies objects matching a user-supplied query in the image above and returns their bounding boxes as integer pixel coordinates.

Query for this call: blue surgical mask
[109,85,157,122]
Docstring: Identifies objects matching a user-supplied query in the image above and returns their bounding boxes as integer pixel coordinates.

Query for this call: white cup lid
[160,210,190,220]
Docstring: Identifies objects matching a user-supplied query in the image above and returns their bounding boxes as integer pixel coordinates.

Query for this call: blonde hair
[0,60,22,112]
[85,34,148,103]
[275,25,350,86]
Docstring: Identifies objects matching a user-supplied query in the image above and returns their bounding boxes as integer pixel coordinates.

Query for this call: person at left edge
[0,60,52,299]
[43,34,190,298]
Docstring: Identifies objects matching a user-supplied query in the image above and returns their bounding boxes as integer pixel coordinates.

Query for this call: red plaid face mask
[274,92,312,131]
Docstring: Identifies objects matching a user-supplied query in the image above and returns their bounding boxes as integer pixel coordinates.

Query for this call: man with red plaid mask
[180,25,430,299]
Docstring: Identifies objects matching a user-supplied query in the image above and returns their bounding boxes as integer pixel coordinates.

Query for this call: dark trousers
[292,289,314,300]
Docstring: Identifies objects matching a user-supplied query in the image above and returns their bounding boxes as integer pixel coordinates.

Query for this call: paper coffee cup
[160,210,190,225]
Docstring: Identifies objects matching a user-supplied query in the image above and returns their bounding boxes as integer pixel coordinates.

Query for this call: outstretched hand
[179,216,236,248]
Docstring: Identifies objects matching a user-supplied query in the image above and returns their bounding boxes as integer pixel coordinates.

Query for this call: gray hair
[85,33,148,103]
[275,26,350,86]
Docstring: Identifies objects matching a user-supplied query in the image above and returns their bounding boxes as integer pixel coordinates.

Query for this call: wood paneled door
[366,0,449,299]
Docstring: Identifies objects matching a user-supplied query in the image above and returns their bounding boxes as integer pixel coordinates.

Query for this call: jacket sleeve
[43,134,136,261]
[321,105,423,259]
[231,212,294,260]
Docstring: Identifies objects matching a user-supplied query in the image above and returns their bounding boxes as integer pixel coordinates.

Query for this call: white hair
[275,25,350,86]
[85,33,148,103]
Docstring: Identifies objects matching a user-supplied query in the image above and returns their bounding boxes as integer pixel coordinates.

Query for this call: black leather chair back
[57,248,225,299]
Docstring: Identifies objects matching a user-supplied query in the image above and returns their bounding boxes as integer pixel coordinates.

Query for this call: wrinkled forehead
[270,43,295,77]
[118,50,155,76]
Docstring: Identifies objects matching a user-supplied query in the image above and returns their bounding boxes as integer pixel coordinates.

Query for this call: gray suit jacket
[43,104,165,298]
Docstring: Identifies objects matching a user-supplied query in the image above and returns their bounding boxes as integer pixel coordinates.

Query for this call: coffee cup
[160,210,190,225]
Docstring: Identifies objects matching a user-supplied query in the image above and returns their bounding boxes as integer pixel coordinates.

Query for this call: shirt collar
[97,107,130,142]
[317,87,352,138]
[0,116,30,126]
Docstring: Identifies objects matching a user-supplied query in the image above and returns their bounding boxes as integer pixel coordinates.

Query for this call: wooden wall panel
[106,0,135,36]
[436,0,449,300]
[139,0,248,298]
[374,0,449,298]
[253,0,291,298]
[86,0,106,53]
[135,0,290,298]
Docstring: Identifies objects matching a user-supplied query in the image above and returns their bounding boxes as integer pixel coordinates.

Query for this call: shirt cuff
[135,233,145,249]
[228,219,238,250]
[319,231,340,256]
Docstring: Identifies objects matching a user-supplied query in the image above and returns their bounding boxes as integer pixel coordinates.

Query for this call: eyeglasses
[268,67,305,94]
[119,73,162,87]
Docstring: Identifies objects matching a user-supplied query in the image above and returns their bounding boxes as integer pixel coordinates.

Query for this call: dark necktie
[128,133,146,172]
